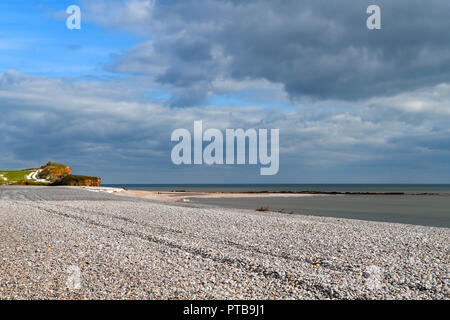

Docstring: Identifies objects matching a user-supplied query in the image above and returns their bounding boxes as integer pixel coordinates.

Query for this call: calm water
[191,195,450,228]
[103,184,450,228]
[103,184,450,193]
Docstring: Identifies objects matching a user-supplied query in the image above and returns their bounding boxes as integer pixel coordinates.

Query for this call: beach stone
[0,186,448,300]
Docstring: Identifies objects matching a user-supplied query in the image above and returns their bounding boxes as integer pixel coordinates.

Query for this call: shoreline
[77,186,450,229]
[78,186,325,202]
[77,186,445,203]
[2,185,444,228]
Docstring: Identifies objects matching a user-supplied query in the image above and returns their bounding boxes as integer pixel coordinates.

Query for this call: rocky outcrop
[52,175,101,187]
[38,163,71,181]
[39,162,101,187]
[1,162,101,187]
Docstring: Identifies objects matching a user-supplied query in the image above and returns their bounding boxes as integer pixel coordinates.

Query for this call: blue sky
[0,1,141,78]
[1,0,449,183]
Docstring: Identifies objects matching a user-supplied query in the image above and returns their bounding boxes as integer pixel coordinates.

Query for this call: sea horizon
[102,183,450,193]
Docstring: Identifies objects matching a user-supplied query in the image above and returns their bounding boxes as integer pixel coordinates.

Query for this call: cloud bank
[1,69,449,183]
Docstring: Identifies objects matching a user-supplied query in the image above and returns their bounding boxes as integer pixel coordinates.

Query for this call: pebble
[0,186,448,300]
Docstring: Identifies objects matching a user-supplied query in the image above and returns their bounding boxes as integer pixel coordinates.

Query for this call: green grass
[0,170,35,184]
[0,163,98,186]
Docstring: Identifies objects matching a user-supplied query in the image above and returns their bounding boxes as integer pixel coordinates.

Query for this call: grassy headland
[0,162,101,186]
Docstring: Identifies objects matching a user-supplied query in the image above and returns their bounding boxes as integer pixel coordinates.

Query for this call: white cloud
[1,70,449,182]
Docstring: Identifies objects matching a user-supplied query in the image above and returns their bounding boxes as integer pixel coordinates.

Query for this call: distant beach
[102,183,450,193]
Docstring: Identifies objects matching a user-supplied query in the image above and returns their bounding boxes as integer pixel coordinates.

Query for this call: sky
[1,0,449,184]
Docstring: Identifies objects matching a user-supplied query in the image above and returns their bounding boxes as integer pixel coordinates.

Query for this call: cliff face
[38,163,72,181]
[40,162,101,187]
[52,175,101,187]
[83,178,101,187]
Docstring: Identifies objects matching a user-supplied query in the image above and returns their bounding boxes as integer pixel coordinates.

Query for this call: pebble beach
[0,186,448,300]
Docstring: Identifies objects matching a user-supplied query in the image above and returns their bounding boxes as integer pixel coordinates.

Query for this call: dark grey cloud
[89,0,450,106]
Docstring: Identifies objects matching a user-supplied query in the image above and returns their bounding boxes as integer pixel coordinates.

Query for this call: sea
[103,184,450,228]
